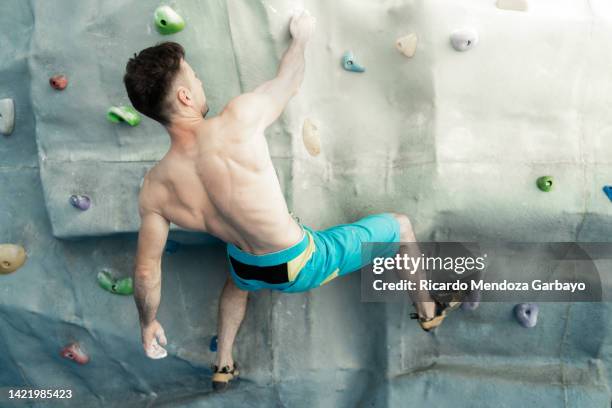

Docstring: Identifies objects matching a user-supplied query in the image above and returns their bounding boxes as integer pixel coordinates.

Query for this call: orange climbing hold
[49,75,68,90]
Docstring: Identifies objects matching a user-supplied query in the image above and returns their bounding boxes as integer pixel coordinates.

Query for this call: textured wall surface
[1,0,612,407]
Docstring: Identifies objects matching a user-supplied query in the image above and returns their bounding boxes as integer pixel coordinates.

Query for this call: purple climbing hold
[69,195,91,211]
[514,303,538,328]
[461,290,481,311]
[209,335,218,352]
[603,186,612,202]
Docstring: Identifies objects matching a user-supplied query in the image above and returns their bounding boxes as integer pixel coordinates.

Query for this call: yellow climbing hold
[496,0,528,12]
[0,244,27,274]
[302,119,321,157]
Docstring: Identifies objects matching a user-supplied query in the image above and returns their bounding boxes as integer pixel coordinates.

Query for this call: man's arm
[134,209,170,359]
[224,11,315,129]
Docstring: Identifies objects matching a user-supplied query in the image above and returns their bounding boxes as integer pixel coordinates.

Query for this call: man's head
[124,42,208,127]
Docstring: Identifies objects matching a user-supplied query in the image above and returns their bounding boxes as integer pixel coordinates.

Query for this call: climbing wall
[1,0,612,407]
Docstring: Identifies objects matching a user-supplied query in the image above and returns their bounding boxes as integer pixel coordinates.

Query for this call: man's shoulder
[221,93,268,126]
[138,169,167,215]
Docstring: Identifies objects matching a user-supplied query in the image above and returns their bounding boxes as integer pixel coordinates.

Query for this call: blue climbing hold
[603,186,612,202]
[514,303,538,328]
[209,335,218,352]
[164,240,180,254]
[342,51,365,73]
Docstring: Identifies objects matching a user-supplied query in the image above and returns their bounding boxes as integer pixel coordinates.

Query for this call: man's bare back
[128,13,358,366]
[140,101,302,254]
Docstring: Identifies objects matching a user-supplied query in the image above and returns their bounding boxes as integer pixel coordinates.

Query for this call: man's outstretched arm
[224,11,315,129]
[134,209,170,359]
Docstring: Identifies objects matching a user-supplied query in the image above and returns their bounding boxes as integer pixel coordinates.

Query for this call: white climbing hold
[0,98,15,136]
[302,119,321,157]
[496,0,528,12]
[450,29,479,52]
[396,33,418,58]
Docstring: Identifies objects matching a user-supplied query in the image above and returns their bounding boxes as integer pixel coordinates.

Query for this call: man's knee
[391,213,414,240]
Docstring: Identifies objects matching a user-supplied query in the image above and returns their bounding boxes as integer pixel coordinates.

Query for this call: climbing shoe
[212,363,239,392]
[410,300,462,332]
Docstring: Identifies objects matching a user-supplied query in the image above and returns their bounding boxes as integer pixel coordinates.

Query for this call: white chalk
[396,33,418,58]
[0,98,15,136]
[302,119,321,156]
[496,0,528,12]
[450,29,479,52]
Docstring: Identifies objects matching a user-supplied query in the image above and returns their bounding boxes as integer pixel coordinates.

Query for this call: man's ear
[177,87,192,106]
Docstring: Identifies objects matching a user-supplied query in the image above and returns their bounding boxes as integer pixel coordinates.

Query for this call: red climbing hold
[60,342,89,364]
[49,75,68,90]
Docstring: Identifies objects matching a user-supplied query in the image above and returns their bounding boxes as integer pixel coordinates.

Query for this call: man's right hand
[290,11,315,44]
[141,319,168,359]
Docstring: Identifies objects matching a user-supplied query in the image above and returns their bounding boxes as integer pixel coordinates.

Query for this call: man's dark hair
[124,42,185,126]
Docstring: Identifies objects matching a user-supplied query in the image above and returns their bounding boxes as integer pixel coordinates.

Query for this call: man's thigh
[309,213,401,281]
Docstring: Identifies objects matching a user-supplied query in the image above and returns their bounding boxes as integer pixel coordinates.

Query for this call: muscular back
[139,94,302,254]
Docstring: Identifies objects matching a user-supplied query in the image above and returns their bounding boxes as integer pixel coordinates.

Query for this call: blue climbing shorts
[227,213,401,293]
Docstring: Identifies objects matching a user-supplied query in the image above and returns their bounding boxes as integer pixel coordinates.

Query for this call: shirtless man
[125,12,447,392]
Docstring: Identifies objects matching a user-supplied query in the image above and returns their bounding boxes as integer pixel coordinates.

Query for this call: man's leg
[390,213,436,320]
[215,277,248,368]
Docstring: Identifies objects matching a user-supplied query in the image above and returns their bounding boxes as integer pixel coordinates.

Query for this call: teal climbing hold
[536,176,553,192]
[342,51,365,73]
[603,186,612,202]
[107,106,141,126]
[97,270,133,295]
[154,6,185,35]
[0,98,15,136]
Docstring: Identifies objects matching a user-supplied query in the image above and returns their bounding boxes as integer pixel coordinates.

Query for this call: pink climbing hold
[49,75,68,90]
[60,342,89,365]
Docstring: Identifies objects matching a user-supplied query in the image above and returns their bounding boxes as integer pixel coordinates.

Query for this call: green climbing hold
[154,6,185,35]
[107,106,141,126]
[536,176,553,192]
[97,270,133,295]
